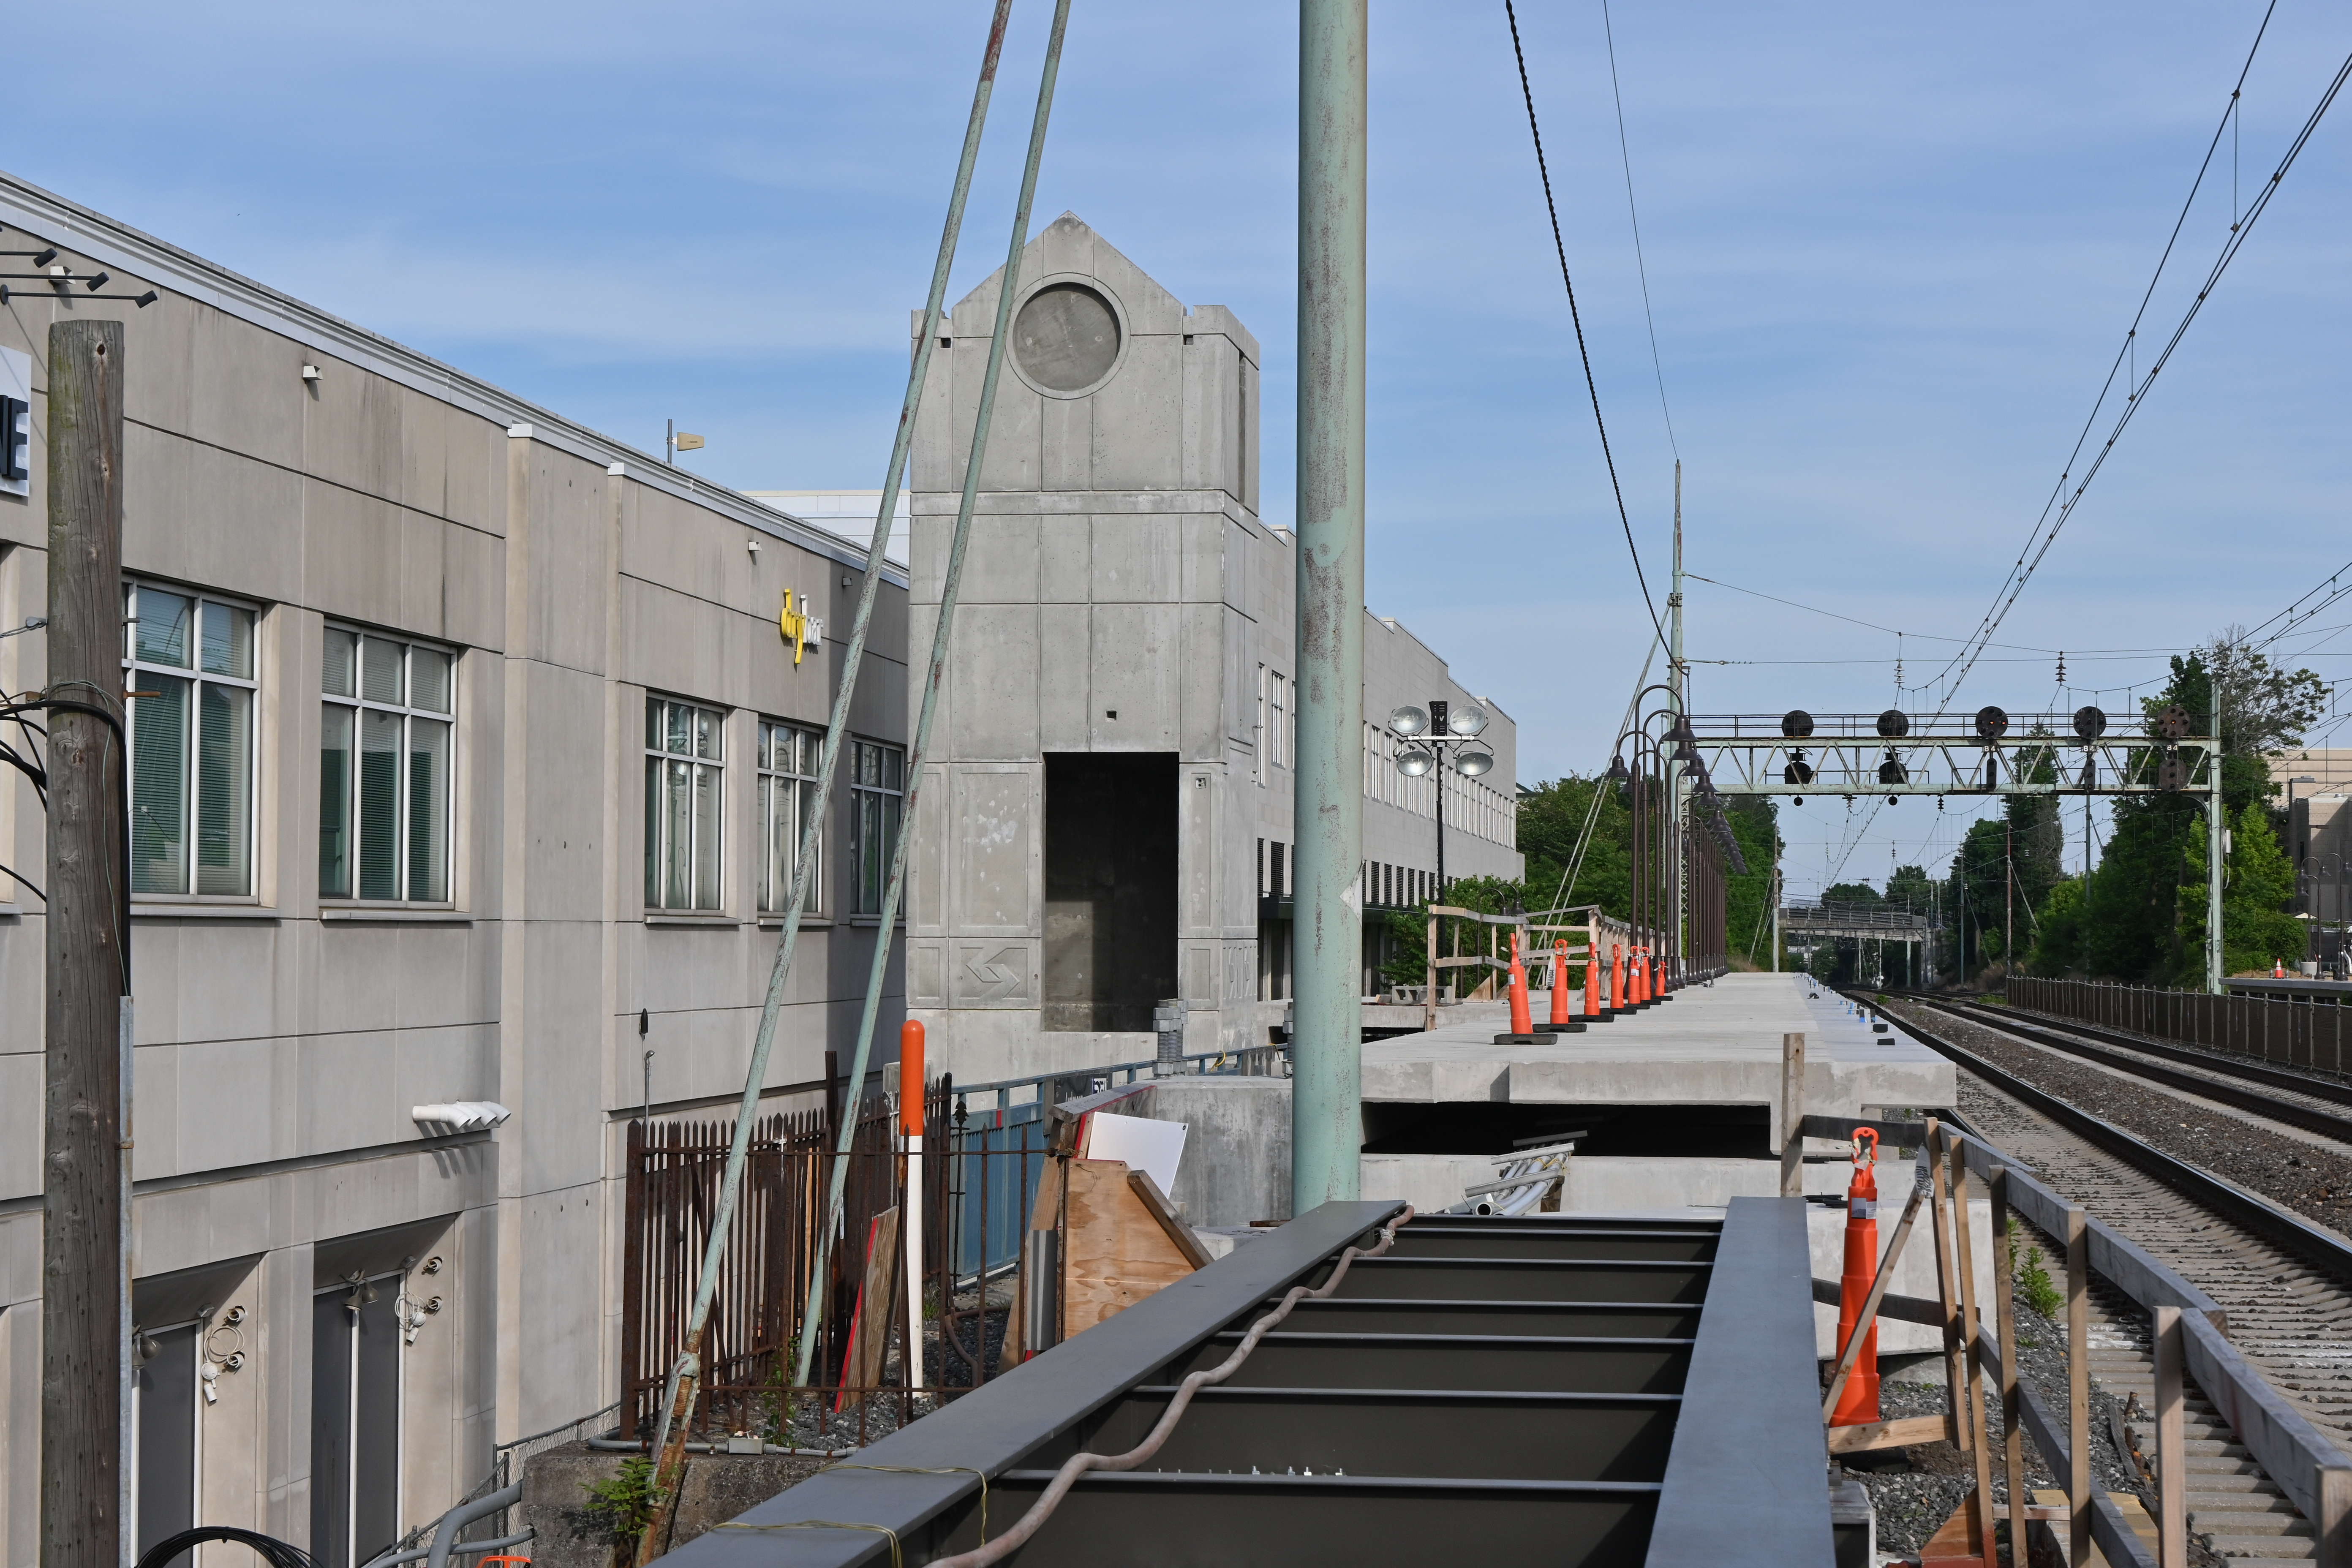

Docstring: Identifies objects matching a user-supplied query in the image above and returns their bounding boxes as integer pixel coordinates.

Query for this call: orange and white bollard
[1830,1127,1883,1427]
[1506,931,1535,1037]
[900,1019,926,1392]
[1551,940,1573,1030]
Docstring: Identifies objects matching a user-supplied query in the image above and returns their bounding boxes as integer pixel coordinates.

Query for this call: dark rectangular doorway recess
[1044,752,1178,1031]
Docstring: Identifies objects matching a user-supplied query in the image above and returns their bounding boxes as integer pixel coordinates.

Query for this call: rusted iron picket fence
[620,1046,1288,1450]
[620,1082,1056,1446]
[2006,975,2352,1079]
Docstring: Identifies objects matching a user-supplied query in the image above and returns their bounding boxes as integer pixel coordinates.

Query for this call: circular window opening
[1013,283,1121,393]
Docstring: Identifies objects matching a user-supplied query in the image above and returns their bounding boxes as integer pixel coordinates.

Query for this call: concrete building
[898,215,1520,1086]
[0,174,908,1567]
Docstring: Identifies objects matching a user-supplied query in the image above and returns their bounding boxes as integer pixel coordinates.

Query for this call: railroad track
[1883,995,2352,1557]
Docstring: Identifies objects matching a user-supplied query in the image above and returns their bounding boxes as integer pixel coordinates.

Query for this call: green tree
[1379,873,1528,994]
[2178,799,2304,978]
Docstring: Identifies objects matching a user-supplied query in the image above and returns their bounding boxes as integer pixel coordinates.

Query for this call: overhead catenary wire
[1598,0,1677,460]
[1929,6,2350,706]
[1505,0,1669,658]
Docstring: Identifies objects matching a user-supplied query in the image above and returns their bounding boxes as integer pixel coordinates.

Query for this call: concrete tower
[904,213,1278,1084]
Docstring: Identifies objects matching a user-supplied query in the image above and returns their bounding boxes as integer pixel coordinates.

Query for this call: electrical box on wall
[0,345,29,495]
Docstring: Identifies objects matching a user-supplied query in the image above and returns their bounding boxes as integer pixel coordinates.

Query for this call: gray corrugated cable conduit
[926,1208,1415,1568]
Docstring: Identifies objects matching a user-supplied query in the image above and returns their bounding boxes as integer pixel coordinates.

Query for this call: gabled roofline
[0,168,906,588]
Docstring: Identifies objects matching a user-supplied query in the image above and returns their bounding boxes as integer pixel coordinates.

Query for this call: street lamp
[1388,697,1493,901]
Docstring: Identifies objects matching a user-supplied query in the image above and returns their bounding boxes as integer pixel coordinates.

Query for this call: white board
[1081,1111,1188,1198]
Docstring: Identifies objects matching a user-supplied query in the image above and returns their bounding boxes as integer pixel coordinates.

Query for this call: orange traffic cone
[2276,959,2288,979]
[1830,1128,1884,1427]
[1550,940,1573,1029]
[1633,947,1650,1006]
[1582,948,1601,1019]
[1611,944,1627,1015]
[1507,931,1534,1036]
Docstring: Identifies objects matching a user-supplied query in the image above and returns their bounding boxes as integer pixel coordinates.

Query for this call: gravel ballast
[1885,997,2352,1236]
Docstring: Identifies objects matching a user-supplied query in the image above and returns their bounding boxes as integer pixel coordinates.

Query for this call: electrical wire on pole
[1929,5,2352,707]
[1505,0,1669,659]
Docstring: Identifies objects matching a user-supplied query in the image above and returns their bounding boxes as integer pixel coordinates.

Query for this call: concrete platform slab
[1362,973,1952,1145]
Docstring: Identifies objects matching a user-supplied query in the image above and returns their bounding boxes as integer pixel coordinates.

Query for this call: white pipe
[904,1131,923,1393]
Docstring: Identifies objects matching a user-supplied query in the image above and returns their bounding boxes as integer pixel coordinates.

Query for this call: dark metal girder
[1168,1333,1693,1394]
[1070,1386,1682,1481]
[979,1476,1660,1568]
[1333,1257,1714,1301]
[1279,1296,1705,1337]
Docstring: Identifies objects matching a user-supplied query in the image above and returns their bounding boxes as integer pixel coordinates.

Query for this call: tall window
[1267,672,1291,769]
[645,697,723,910]
[850,739,904,916]
[759,719,822,913]
[321,628,453,901]
[125,583,256,897]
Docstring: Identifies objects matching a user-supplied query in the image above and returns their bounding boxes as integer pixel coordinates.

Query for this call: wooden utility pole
[43,317,131,1568]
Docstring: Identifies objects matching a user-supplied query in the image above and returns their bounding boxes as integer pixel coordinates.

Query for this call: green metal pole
[2209,748,2226,993]
[1291,0,1368,1211]
[636,3,1015,1537]
[792,0,1074,1390]
[1668,462,1684,986]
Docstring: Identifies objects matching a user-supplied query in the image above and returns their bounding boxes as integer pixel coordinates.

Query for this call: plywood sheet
[1062,1159,1199,1336]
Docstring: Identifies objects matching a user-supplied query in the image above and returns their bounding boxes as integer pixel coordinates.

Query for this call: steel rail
[1941,992,2352,1108]
[1904,993,2352,1144]
[1870,993,2352,1290]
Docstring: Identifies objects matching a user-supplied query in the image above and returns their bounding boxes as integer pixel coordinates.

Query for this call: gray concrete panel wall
[0,169,908,1558]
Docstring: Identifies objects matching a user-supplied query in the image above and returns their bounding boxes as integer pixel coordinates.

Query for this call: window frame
[757,717,823,915]
[1267,671,1291,770]
[122,580,261,902]
[644,694,727,912]
[848,737,905,917]
[319,623,458,906]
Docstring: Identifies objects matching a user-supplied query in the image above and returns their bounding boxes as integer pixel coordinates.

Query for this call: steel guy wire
[791,0,1075,1392]
[640,0,1021,1506]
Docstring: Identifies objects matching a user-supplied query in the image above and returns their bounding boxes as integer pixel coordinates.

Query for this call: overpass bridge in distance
[1780,902,1935,942]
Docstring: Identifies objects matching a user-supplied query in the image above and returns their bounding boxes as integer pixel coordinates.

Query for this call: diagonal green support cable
[636,3,1017,1546]
[792,0,1074,1391]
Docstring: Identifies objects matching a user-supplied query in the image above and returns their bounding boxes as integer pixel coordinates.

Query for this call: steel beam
[1292,0,1369,1209]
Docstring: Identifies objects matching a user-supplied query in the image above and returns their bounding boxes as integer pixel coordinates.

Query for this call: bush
[583,1456,668,1544]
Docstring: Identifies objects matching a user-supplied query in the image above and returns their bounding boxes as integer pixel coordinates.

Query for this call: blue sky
[13,0,2349,896]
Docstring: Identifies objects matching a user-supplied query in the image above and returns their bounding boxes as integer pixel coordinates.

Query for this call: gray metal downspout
[639,0,1019,1529]
[791,0,1076,1388]
[1291,0,1369,1211]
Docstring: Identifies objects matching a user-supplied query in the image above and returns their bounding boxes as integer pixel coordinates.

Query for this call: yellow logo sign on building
[780,590,814,666]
